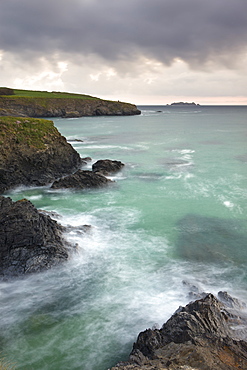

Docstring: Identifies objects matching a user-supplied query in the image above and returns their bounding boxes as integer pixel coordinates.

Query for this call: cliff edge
[0,116,82,193]
[0,88,141,117]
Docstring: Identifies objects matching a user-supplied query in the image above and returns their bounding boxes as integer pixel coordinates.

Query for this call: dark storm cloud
[1,0,247,68]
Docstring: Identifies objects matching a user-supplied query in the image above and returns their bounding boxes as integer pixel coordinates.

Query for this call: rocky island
[0,87,141,117]
[167,102,200,107]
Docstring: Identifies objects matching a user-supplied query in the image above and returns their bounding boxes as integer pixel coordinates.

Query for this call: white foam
[223,200,234,208]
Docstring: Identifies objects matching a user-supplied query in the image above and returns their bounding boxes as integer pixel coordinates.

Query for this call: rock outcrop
[0,196,71,276]
[111,293,247,370]
[0,96,141,118]
[92,159,125,175]
[51,169,112,189]
[0,117,83,193]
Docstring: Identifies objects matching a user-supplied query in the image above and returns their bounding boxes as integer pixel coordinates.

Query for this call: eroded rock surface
[0,196,71,276]
[111,294,247,370]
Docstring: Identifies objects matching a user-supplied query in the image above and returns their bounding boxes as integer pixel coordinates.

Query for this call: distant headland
[0,87,141,118]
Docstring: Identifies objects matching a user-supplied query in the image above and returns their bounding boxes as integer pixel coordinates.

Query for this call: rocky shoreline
[110,292,247,370]
[1,115,247,368]
[0,96,141,118]
[0,116,126,277]
[0,117,82,193]
[0,196,71,276]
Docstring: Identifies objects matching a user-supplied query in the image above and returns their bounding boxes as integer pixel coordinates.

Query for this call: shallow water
[1,105,247,369]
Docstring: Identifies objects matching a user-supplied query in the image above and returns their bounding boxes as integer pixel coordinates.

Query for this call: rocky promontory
[0,196,71,276]
[0,88,141,117]
[111,293,247,370]
[0,116,83,193]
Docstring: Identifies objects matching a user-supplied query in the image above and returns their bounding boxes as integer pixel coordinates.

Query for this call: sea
[0,105,247,369]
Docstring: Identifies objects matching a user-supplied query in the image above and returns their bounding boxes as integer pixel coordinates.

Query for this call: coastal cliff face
[0,117,82,193]
[0,96,141,118]
[111,293,247,370]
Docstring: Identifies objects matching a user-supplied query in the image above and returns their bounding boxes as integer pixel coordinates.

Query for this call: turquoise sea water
[1,105,247,369]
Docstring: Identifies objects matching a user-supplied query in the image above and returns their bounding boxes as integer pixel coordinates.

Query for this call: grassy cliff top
[0,116,59,149]
[0,87,98,100]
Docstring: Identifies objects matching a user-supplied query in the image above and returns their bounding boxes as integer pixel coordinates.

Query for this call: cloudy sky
[1,0,247,105]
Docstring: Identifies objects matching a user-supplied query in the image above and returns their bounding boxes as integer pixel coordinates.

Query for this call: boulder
[92,159,125,175]
[111,294,247,370]
[51,170,112,189]
[0,196,71,276]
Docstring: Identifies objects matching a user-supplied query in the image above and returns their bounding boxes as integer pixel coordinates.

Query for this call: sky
[1,0,247,105]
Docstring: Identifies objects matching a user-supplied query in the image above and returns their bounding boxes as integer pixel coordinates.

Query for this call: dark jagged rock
[111,294,247,370]
[0,196,72,277]
[0,117,83,193]
[67,138,84,142]
[92,159,125,175]
[81,157,92,162]
[51,170,112,189]
[218,290,247,310]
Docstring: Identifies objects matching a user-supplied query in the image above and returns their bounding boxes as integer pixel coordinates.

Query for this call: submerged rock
[92,159,125,175]
[110,294,247,370]
[51,170,112,189]
[0,196,72,277]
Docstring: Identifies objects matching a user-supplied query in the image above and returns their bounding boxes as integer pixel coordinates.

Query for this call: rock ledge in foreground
[110,293,247,370]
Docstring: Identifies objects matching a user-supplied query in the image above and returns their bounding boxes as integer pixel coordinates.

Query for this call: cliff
[0,88,141,117]
[0,116,82,193]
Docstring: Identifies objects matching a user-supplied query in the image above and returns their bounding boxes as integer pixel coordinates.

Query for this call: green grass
[11,89,98,100]
[0,116,59,149]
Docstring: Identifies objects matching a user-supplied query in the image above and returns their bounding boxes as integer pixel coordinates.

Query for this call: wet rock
[67,138,84,142]
[182,280,208,301]
[218,291,247,310]
[81,157,92,162]
[92,159,125,175]
[110,294,247,370]
[0,196,72,277]
[51,170,112,189]
[65,224,92,235]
